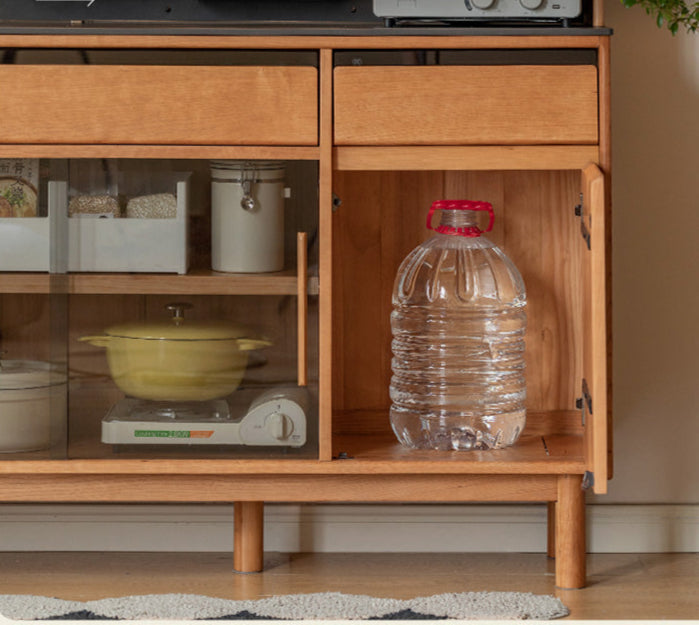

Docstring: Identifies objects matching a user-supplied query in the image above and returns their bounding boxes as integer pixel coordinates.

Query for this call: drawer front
[334,65,598,146]
[0,65,318,145]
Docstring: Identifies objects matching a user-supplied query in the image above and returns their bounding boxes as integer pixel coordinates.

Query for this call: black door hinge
[582,378,593,415]
[576,192,591,250]
[577,378,593,426]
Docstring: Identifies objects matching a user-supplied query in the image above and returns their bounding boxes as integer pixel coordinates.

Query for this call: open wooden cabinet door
[581,163,610,494]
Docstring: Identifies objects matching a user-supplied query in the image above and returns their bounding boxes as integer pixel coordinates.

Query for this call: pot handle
[237,338,272,352]
[78,335,112,348]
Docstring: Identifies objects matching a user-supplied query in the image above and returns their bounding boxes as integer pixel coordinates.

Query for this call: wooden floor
[0,552,697,620]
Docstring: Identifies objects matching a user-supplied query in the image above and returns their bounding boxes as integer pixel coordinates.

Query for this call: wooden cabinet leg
[555,475,586,589]
[547,502,556,559]
[233,501,264,573]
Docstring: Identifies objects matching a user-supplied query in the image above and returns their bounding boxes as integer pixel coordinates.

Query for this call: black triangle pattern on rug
[206,610,282,621]
[43,609,450,621]
[370,609,449,620]
[45,610,120,620]
[209,609,451,621]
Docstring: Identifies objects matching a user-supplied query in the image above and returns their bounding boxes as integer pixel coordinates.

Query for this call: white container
[65,172,190,274]
[0,360,66,453]
[0,212,52,271]
[0,160,54,271]
[0,174,190,274]
[211,160,288,273]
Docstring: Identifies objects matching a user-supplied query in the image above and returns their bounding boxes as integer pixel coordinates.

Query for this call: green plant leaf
[622,0,699,34]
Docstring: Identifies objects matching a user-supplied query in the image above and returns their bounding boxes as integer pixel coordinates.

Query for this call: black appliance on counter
[0,0,592,29]
[1,1,377,25]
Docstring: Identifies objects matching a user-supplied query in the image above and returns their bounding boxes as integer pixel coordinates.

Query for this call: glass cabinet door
[0,158,319,460]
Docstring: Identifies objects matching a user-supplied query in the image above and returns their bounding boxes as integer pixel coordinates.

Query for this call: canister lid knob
[240,179,256,211]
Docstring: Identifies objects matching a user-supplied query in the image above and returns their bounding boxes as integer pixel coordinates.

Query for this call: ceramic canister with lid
[0,359,66,453]
[210,160,288,273]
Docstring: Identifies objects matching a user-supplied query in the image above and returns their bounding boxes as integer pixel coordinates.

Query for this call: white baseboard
[0,503,697,553]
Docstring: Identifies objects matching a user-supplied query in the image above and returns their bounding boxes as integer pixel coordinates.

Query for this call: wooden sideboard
[0,16,611,589]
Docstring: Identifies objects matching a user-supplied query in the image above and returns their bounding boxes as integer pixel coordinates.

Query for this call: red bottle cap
[426,200,494,237]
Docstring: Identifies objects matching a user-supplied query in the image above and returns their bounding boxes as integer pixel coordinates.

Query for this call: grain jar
[210,160,287,273]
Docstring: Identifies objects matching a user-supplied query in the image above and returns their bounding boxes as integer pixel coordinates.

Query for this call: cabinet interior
[332,170,586,441]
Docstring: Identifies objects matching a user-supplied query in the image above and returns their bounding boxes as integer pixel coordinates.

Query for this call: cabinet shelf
[0,269,318,296]
[331,433,585,475]
[0,410,583,474]
[0,443,583,481]
[331,409,585,473]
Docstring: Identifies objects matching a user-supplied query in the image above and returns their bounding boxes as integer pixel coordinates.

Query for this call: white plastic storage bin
[0,159,52,271]
[63,172,190,274]
[0,182,66,272]
[0,174,190,274]
[0,213,52,271]
[66,173,190,274]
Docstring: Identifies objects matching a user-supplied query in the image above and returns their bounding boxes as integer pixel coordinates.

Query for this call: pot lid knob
[165,302,193,326]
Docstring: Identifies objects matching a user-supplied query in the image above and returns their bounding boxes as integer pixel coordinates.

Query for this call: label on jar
[0,159,39,218]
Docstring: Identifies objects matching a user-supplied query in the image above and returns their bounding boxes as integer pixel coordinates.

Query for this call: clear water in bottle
[389,200,527,451]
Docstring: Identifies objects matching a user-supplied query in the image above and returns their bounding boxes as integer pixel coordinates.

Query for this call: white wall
[1,504,697,553]
[601,0,699,504]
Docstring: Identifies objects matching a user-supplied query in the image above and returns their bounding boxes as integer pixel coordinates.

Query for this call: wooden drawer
[334,65,598,146]
[0,65,318,145]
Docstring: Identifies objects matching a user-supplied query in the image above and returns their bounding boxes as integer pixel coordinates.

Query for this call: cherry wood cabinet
[0,20,611,589]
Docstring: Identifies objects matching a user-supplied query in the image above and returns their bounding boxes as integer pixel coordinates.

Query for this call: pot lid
[0,359,66,390]
[103,303,259,341]
[104,319,252,341]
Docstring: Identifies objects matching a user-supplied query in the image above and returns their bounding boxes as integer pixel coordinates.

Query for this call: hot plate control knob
[519,0,544,9]
[471,0,496,9]
[265,412,294,441]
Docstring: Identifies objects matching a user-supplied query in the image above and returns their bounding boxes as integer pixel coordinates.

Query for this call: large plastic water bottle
[389,200,527,451]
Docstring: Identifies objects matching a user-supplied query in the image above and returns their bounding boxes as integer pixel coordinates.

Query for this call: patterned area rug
[0,591,569,621]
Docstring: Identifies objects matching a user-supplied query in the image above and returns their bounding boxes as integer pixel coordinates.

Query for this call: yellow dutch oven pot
[79,303,271,402]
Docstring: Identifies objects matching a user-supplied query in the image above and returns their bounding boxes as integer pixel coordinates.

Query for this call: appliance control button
[265,412,294,440]
[519,0,544,8]
[471,0,496,9]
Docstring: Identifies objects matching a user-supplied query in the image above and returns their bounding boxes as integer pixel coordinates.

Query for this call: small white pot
[0,360,66,453]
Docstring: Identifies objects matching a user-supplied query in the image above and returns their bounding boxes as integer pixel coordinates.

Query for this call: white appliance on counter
[101,386,308,447]
[373,0,582,21]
